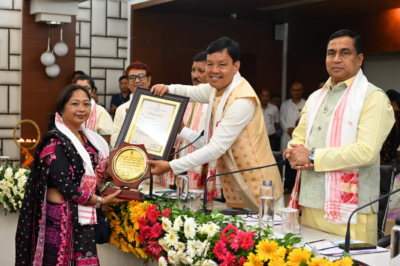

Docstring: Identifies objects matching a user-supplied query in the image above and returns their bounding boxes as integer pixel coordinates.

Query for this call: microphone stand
[197,159,286,214]
[344,187,400,253]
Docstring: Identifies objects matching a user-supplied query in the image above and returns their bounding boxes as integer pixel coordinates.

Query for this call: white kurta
[279,98,306,151]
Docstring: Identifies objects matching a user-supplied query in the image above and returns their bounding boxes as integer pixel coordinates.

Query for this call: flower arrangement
[0,164,29,214]
[107,195,354,266]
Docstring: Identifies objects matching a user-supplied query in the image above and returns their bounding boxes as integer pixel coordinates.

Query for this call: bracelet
[94,196,102,209]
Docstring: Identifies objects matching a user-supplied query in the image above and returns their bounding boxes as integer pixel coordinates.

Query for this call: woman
[380,90,400,164]
[15,85,125,266]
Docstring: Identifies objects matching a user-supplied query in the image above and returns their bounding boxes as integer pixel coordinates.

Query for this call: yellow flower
[126,226,135,243]
[136,247,148,259]
[109,232,120,248]
[256,239,278,262]
[333,257,353,266]
[104,210,112,220]
[271,246,287,260]
[128,243,141,258]
[120,238,130,252]
[135,231,141,247]
[309,257,329,266]
[244,252,263,266]
[286,248,312,266]
[268,258,287,266]
[286,246,293,253]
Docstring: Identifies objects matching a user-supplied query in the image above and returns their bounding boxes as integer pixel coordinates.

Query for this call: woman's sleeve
[49,144,93,205]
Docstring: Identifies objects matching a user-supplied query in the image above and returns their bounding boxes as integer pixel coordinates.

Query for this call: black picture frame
[115,87,189,161]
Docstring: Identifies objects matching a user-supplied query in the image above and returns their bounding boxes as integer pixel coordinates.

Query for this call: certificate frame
[115,87,189,160]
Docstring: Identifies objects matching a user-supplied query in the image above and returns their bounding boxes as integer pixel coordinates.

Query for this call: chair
[377,165,396,247]
[272,151,285,182]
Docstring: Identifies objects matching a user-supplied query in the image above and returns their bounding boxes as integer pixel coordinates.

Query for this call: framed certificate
[115,87,189,160]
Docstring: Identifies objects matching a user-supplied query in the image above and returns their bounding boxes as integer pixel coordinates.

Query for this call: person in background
[270,94,282,110]
[111,61,151,148]
[71,70,85,84]
[74,75,113,144]
[284,29,394,244]
[259,89,280,151]
[380,89,400,164]
[318,79,326,89]
[110,76,131,116]
[280,82,305,193]
[15,85,125,266]
[91,85,99,103]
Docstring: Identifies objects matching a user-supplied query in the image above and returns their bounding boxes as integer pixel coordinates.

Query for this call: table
[0,206,390,265]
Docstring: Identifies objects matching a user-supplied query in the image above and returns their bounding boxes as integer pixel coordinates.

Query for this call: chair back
[272,151,285,182]
[378,165,396,236]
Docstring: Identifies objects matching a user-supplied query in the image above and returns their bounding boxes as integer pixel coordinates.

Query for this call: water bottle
[391,219,400,266]
[259,180,274,230]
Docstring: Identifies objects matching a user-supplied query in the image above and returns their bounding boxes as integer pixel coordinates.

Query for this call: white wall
[0,0,22,166]
[75,0,129,112]
[363,54,400,92]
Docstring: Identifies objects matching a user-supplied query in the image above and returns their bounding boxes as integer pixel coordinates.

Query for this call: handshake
[283,143,314,171]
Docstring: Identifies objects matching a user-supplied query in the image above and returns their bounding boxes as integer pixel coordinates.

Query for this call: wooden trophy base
[102,186,144,200]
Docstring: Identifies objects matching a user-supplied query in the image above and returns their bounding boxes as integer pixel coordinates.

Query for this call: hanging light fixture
[54,24,68,57]
[40,25,55,66]
[45,64,60,78]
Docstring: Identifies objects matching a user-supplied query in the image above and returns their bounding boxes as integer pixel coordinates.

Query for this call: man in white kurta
[280,82,306,151]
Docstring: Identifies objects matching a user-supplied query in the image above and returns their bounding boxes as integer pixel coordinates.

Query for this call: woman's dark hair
[206,37,240,64]
[56,84,91,115]
[328,29,363,55]
[74,74,95,90]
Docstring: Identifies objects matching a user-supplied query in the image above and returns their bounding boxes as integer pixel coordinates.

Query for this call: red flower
[162,208,171,217]
[147,241,164,257]
[238,257,247,266]
[138,232,146,243]
[220,251,235,266]
[146,205,160,224]
[138,217,148,227]
[241,231,256,251]
[230,230,247,252]
[150,223,163,239]
[140,225,152,239]
[213,240,228,261]
[221,223,238,240]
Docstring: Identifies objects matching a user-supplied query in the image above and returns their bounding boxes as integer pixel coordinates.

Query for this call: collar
[326,76,355,89]
[215,72,242,93]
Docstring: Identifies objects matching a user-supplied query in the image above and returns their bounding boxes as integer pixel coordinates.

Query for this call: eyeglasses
[128,74,147,82]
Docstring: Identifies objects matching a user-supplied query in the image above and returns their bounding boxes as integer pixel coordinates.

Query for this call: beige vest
[212,78,283,209]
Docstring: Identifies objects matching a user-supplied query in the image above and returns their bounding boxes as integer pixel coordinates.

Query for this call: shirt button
[317,126,321,131]
[323,107,328,113]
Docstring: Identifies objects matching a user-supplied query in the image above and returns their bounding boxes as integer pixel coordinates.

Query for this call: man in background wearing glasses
[110,61,152,149]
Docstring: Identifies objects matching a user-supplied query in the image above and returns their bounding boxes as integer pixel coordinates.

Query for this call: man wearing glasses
[110,61,151,148]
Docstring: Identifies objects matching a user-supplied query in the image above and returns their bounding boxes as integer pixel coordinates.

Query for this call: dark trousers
[268,133,280,152]
[284,160,297,191]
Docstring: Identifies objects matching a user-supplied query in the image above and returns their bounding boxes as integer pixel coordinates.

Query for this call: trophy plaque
[102,142,153,200]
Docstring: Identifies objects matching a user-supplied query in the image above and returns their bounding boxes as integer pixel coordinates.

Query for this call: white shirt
[110,94,133,149]
[168,83,256,175]
[261,103,279,136]
[280,98,306,151]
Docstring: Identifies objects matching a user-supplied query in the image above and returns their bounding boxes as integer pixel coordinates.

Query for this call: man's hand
[287,127,295,138]
[287,144,313,170]
[179,120,186,133]
[151,84,169,96]
[147,160,172,175]
[110,104,117,114]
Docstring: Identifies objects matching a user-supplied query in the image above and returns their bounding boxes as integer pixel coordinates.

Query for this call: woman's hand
[101,190,128,205]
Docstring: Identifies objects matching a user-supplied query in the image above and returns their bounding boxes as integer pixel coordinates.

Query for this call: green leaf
[225,229,235,237]
[300,263,308,266]
[342,251,351,258]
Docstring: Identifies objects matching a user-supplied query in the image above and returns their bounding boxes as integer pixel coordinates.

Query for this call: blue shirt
[110,93,131,109]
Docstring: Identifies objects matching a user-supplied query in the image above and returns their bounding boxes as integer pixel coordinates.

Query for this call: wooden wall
[287,8,400,98]
[130,10,283,95]
[21,0,76,141]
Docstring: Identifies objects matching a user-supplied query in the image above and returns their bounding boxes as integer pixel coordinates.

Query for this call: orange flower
[256,239,278,262]
[269,258,287,266]
[333,257,353,266]
[286,248,312,266]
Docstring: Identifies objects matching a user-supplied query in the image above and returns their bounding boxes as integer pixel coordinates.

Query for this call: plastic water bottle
[259,180,274,230]
[391,219,400,266]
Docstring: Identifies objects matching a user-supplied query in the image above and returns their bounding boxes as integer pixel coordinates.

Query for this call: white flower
[184,217,197,239]
[198,224,209,235]
[173,215,184,230]
[0,166,3,171]
[165,230,179,246]
[168,250,180,265]
[18,178,26,190]
[202,260,217,266]
[174,241,186,252]
[0,180,6,187]
[195,240,208,256]
[162,217,173,232]
[186,240,197,258]
[159,238,170,252]
[204,241,211,255]
[186,257,193,266]
[12,186,18,196]
[207,223,219,238]
[3,187,11,198]
[4,168,12,178]
[180,254,190,265]
[159,256,168,266]
[18,201,22,208]
[6,176,14,186]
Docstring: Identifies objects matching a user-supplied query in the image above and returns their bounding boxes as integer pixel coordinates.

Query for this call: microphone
[344,187,400,253]
[197,159,286,214]
[170,130,204,156]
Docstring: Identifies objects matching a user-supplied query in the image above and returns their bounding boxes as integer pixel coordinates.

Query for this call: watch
[308,150,315,164]
[94,196,102,209]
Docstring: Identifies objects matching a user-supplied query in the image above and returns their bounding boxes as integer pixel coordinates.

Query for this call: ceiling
[134,0,400,23]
